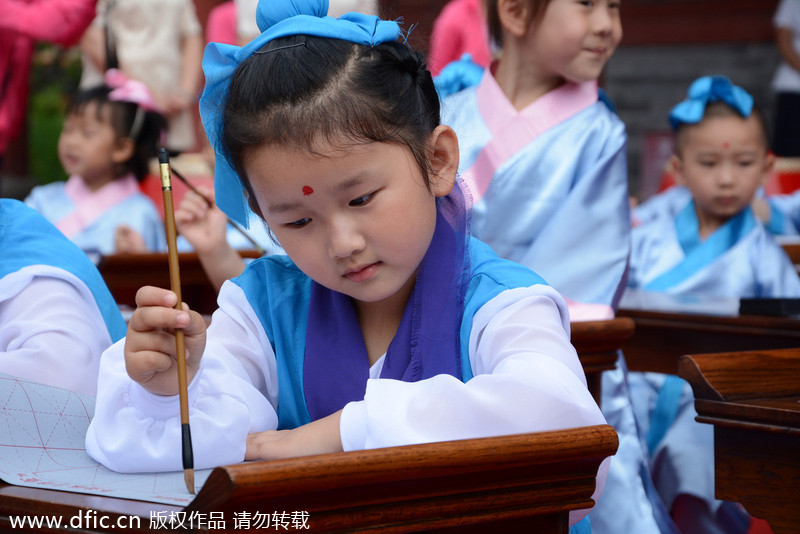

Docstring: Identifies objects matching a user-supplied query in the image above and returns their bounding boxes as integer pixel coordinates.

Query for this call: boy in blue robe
[627,75,800,534]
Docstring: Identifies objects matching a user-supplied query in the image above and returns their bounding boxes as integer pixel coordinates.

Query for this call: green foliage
[27,44,83,185]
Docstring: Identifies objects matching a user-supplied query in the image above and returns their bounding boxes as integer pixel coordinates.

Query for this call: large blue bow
[668,75,753,131]
[199,0,402,227]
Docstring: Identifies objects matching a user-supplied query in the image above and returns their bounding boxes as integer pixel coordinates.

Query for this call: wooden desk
[678,349,800,534]
[618,290,800,375]
[0,425,618,533]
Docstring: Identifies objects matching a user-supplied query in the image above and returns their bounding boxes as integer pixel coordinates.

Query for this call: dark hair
[674,101,770,155]
[219,35,440,217]
[66,85,166,182]
[485,0,552,49]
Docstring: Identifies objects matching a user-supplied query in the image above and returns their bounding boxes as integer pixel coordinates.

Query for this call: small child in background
[85,0,610,527]
[627,76,800,298]
[441,0,630,310]
[25,69,167,256]
[440,2,668,533]
[0,199,127,396]
[627,75,800,534]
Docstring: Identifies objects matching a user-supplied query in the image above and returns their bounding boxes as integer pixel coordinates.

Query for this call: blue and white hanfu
[86,208,609,527]
[629,200,800,298]
[767,189,800,235]
[627,198,800,519]
[0,199,126,395]
[442,71,671,534]
[442,73,630,308]
[25,174,167,255]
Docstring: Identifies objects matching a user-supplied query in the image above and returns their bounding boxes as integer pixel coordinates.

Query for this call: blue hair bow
[668,75,753,131]
[199,0,402,227]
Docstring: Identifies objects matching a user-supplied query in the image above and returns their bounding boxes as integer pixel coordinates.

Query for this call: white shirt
[772,0,800,92]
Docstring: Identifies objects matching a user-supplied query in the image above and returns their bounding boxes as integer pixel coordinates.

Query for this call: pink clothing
[428,0,491,76]
[0,0,96,154]
[206,1,237,45]
[55,174,140,238]
[463,68,598,202]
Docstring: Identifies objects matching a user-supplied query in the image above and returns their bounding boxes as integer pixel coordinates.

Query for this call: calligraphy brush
[158,148,195,495]
[168,165,266,255]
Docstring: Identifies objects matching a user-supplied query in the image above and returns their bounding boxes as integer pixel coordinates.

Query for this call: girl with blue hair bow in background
[626,75,800,534]
[85,0,610,527]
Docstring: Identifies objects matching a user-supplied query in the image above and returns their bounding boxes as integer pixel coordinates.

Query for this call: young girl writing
[25,69,167,255]
[86,0,609,525]
[440,2,673,533]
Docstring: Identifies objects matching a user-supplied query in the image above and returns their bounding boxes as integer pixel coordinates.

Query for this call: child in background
[442,0,629,310]
[627,76,800,298]
[25,70,167,256]
[86,0,609,527]
[0,199,127,396]
[627,75,800,534]
[440,2,669,533]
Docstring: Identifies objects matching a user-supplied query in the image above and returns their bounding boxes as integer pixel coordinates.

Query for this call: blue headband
[668,75,753,131]
[199,0,402,227]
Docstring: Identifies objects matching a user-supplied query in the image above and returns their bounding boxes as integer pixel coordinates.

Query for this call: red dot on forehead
[722,142,730,149]
[302,185,314,196]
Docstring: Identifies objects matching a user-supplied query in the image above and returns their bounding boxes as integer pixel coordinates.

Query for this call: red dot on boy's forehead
[302,186,314,196]
[722,142,730,149]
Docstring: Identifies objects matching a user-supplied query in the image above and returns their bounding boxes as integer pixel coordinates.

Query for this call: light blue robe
[629,200,800,298]
[442,73,673,534]
[25,179,167,255]
[627,197,800,522]
[633,186,692,229]
[768,189,800,235]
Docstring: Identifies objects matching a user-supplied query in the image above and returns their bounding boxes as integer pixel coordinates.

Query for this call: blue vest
[0,199,126,342]
[234,237,547,429]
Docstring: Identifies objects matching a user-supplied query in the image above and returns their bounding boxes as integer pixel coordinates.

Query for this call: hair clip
[254,41,307,55]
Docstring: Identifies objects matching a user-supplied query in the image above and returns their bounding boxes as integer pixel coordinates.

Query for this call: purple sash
[303,182,471,420]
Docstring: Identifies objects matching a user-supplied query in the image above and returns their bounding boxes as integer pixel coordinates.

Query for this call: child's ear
[761,151,776,187]
[428,125,459,198]
[111,137,136,165]
[497,0,530,38]
[669,154,686,186]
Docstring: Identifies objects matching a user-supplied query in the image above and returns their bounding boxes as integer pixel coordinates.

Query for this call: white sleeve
[0,269,112,396]
[340,285,607,447]
[340,285,609,525]
[85,281,279,473]
[774,0,800,30]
